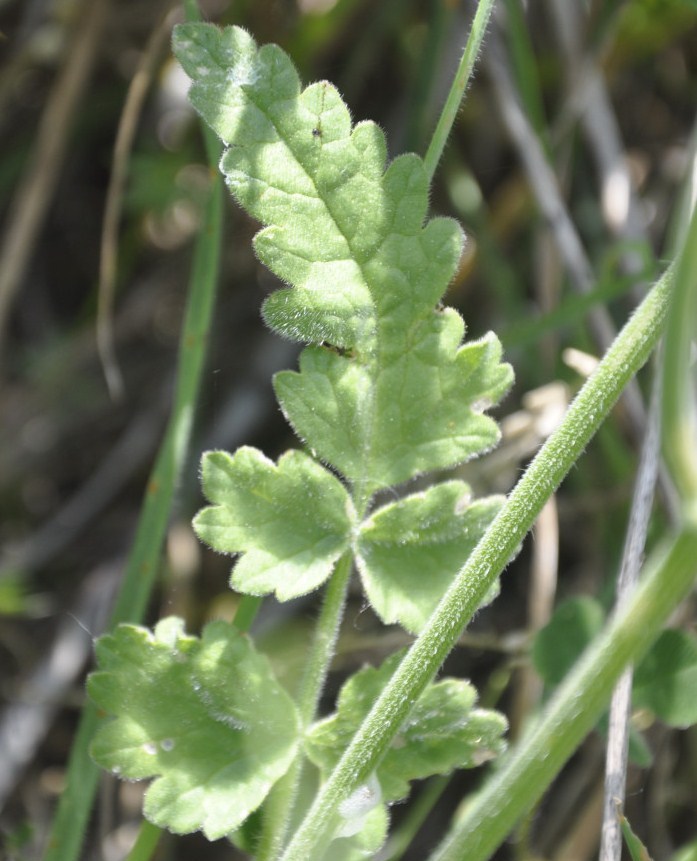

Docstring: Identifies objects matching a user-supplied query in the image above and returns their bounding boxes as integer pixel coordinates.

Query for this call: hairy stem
[278,267,674,861]
[662,204,697,508]
[429,525,697,861]
[423,0,497,182]
[256,553,353,860]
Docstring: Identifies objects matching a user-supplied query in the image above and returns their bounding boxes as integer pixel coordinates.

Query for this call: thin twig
[486,20,671,858]
[98,3,181,399]
[0,388,169,575]
[599,370,663,861]
[546,0,647,247]
[510,495,559,737]
[0,563,120,808]
[543,0,681,522]
[0,0,110,356]
[484,25,650,438]
[486,32,605,317]
[540,13,683,853]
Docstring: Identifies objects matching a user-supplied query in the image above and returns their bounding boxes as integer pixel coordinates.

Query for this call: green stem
[278,268,674,861]
[423,0,497,182]
[125,820,162,861]
[256,553,354,860]
[43,44,223,861]
[380,776,450,861]
[662,204,697,509]
[402,0,449,153]
[429,525,697,861]
[233,595,264,632]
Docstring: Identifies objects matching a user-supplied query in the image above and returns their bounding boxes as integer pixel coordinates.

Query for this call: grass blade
[43,95,223,861]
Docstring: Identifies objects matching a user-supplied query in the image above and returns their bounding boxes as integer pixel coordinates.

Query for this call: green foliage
[85,18,514,854]
[633,629,697,727]
[195,450,503,632]
[88,618,300,838]
[0,571,28,616]
[616,0,697,58]
[532,596,605,685]
[71,9,697,861]
[355,483,503,632]
[0,820,34,856]
[175,20,512,631]
[671,839,697,861]
[194,447,354,600]
[534,600,697,758]
[330,803,389,861]
[618,805,653,861]
[173,21,512,498]
[305,652,507,804]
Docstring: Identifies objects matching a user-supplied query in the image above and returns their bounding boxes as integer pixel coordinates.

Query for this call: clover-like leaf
[88,618,300,839]
[633,629,697,728]
[355,481,504,633]
[305,652,507,803]
[532,596,605,686]
[193,447,354,600]
[172,23,513,490]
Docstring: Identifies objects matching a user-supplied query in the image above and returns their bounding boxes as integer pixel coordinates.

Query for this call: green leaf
[534,604,697,729]
[305,653,507,804]
[228,809,263,855]
[627,724,653,768]
[332,801,389,861]
[193,447,354,600]
[670,838,697,861]
[633,628,697,727]
[532,596,605,686]
[618,804,653,861]
[172,23,512,490]
[88,618,300,839]
[275,330,511,491]
[355,481,504,632]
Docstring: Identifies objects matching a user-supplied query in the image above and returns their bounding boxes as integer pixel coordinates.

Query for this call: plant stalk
[662,204,697,509]
[256,553,353,860]
[423,0,497,182]
[278,267,674,861]
[429,525,697,861]
[43,3,222,849]
[125,820,162,861]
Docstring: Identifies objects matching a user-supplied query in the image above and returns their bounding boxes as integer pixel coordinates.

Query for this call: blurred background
[1,0,696,859]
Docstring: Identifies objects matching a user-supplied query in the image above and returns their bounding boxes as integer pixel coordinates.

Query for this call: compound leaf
[194,447,354,600]
[355,482,504,633]
[305,652,507,803]
[88,618,300,839]
[172,23,512,491]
